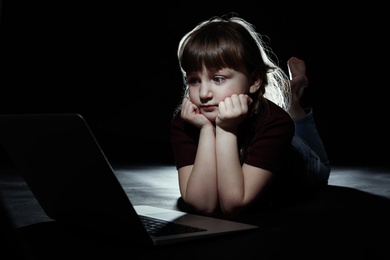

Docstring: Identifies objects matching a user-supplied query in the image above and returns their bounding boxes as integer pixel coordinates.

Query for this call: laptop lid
[0,113,154,244]
[0,113,258,245]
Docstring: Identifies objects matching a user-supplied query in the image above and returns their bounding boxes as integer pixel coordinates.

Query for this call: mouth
[200,105,217,112]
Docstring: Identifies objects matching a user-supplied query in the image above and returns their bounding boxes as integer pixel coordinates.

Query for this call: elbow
[188,203,219,216]
[219,201,246,216]
[181,196,219,215]
[220,206,243,217]
[218,192,252,216]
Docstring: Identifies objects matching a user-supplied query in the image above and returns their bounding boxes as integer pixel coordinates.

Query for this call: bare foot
[287,57,308,119]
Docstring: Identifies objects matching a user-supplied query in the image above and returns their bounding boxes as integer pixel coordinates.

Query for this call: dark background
[1,1,389,166]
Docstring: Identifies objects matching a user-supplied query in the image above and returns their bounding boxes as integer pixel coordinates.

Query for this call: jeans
[292,108,331,185]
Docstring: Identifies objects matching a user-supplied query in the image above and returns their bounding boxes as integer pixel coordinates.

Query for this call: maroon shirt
[170,100,295,172]
[170,99,307,208]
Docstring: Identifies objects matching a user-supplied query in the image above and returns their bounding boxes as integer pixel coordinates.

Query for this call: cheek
[188,89,197,101]
[217,88,247,100]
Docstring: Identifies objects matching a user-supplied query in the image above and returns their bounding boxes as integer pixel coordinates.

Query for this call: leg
[288,57,331,184]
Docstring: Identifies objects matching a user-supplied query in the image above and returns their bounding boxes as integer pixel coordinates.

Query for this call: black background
[1,1,389,166]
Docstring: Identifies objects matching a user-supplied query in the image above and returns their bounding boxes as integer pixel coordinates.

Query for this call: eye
[186,77,200,86]
[213,76,225,84]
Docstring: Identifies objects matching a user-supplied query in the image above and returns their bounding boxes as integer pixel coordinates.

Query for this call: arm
[178,124,218,214]
[216,126,272,215]
[178,99,219,214]
[287,57,331,182]
[215,94,273,215]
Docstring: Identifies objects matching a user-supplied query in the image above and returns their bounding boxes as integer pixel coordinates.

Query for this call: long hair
[175,15,292,163]
[176,15,291,117]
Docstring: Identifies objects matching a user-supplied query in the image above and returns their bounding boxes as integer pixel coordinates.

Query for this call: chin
[200,110,218,122]
[204,115,217,122]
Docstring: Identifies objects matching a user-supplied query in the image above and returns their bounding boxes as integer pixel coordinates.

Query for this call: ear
[249,78,262,93]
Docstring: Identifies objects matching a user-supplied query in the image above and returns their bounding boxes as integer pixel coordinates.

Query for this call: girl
[170,15,330,217]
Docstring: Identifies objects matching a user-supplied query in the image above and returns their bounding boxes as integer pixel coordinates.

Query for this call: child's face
[186,67,251,122]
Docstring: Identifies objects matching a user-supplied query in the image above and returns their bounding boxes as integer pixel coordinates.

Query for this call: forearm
[185,125,218,213]
[215,127,245,214]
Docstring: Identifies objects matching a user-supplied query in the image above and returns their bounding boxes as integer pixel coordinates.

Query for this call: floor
[1,164,390,259]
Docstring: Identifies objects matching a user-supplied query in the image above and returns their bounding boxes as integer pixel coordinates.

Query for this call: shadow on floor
[2,184,390,259]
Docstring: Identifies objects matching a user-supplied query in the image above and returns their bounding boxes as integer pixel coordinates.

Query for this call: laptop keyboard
[139,215,207,237]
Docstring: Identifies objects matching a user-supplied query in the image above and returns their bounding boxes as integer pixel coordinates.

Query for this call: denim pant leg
[292,108,331,184]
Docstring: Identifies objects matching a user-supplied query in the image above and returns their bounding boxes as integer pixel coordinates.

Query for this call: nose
[199,83,212,101]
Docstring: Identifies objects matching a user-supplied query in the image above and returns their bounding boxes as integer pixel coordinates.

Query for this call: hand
[180,98,212,129]
[216,94,252,132]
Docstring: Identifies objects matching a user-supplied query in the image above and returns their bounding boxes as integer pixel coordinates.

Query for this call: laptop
[0,113,258,246]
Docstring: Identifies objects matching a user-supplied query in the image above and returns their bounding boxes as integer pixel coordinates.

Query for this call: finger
[231,94,242,109]
[238,94,249,111]
[181,98,191,111]
[218,100,226,114]
[223,97,233,110]
[181,99,196,115]
[245,94,253,106]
